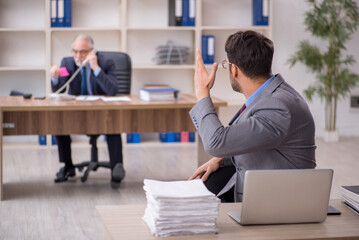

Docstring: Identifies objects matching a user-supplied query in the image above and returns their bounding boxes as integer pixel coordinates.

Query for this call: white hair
[72,34,94,49]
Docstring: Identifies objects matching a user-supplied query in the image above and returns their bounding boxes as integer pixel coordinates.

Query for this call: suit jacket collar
[228,73,284,125]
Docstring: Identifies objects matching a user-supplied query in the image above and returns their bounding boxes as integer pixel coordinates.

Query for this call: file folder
[253,0,269,26]
[51,0,57,27]
[202,35,215,64]
[207,35,215,64]
[201,35,208,63]
[39,135,46,145]
[168,0,176,26]
[64,0,72,27]
[58,0,65,27]
[188,0,196,26]
[175,0,182,26]
[181,0,190,26]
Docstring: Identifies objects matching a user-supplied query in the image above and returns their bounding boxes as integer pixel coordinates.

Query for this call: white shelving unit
[0,0,272,143]
[0,0,272,100]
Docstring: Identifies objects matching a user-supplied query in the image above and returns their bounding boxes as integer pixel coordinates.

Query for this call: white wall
[272,0,359,137]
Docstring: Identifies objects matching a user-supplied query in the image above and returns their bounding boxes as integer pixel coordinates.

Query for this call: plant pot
[323,130,339,143]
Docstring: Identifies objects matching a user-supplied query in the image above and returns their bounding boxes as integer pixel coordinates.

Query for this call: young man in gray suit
[189,31,316,202]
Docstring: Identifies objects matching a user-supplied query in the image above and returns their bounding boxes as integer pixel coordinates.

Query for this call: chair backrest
[98,51,132,95]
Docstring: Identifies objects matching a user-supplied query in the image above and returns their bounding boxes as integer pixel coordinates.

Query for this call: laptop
[228,169,333,225]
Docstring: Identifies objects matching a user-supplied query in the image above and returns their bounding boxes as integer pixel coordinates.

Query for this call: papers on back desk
[75,96,131,102]
[142,179,220,237]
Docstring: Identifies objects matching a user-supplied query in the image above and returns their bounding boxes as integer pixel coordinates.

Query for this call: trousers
[55,134,123,169]
[203,164,236,202]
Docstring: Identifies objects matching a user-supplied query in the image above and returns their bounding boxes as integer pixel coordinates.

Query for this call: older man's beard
[229,71,243,93]
[74,57,84,67]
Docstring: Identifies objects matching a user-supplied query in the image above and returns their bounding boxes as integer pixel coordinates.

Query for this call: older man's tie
[80,67,88,95]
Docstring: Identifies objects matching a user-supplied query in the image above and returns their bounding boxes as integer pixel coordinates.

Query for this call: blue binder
[207,35,215,64]
[52,135,57,145]
[253,0,269,26]
[159,133,167,142]
[202,35,215,64]
[57,0,65,27]
[126,133,133,143]
[51,0,57,27]
[167,132,175,142]
[39,135,46,145]
[201,35,208,63]
[188,0,196,26]
[189,132,195,142]
[181,0,190,26]
[64,0,72,27]
[174,132,181,142]
[133,133,141,143]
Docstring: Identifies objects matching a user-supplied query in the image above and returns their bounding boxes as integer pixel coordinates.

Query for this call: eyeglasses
[222,59,233,69]
[72,49,91,55]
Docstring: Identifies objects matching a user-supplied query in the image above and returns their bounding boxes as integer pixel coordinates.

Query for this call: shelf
[133,64,195,70]
[0,66,45,71]
[127,27,196,31]
[0,28,45,32]
[201,26,270,31]
[50,27,121,32]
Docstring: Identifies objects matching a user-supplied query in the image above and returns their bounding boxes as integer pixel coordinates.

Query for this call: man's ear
[231,64,240,79]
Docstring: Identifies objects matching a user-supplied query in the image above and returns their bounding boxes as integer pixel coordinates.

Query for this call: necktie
[80,67,88,95]
[239,104,247,114]
[228,104,246,125]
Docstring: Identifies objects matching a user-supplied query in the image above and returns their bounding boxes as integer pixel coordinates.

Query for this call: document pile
[340,185,359,214]
[140,85,180,101]
[142,179,220,237]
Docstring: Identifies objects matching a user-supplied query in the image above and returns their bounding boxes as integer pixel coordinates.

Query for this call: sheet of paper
[76,96,101,101]
[101,96,131,102]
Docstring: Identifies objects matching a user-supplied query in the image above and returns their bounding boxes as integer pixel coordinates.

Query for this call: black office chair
[73,51,131,183]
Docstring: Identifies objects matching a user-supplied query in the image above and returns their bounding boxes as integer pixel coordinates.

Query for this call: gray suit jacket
[189,74,316,202]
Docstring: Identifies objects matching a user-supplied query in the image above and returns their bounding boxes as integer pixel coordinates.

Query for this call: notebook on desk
[228,169,333,225]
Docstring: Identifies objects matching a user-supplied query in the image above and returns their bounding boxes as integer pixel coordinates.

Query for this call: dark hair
[225,30,273,79]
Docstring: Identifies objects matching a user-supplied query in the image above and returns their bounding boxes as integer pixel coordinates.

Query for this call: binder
[167,132,175,142]
[174,132,181,142]
[180,131,189,142]
[52,135,57,145]
[189,132,195,142]
[181,0,189,26]
[175,0,183,26]
[39,135,46,145]
[126,133,133,143]
[207,35,215,64]
[64,0,72,27]
[51,0,57,27]
[159,133,167,142]
[253,0,269,26]
[57,0,65,27]
[188,0,196,26]
[201,35,208,63]
[168,0,176,26]
[133,133,141,143]
[202,35,215,64]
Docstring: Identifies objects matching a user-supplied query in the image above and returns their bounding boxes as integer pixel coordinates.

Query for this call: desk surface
[0,94,227,111]
[0,94,226,135]
[96,199,359,240]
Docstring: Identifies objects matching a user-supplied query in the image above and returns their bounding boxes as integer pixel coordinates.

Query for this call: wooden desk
[0,94,227,200]
[96,199,359,240]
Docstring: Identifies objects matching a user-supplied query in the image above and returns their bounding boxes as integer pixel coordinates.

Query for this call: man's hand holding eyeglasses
[194,48,218,101]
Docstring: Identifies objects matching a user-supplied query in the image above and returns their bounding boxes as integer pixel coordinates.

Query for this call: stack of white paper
[142,179,220,237]
[340,185,359,214]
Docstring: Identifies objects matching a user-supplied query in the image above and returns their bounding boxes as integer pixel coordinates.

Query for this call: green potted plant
[288,0,359,142]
